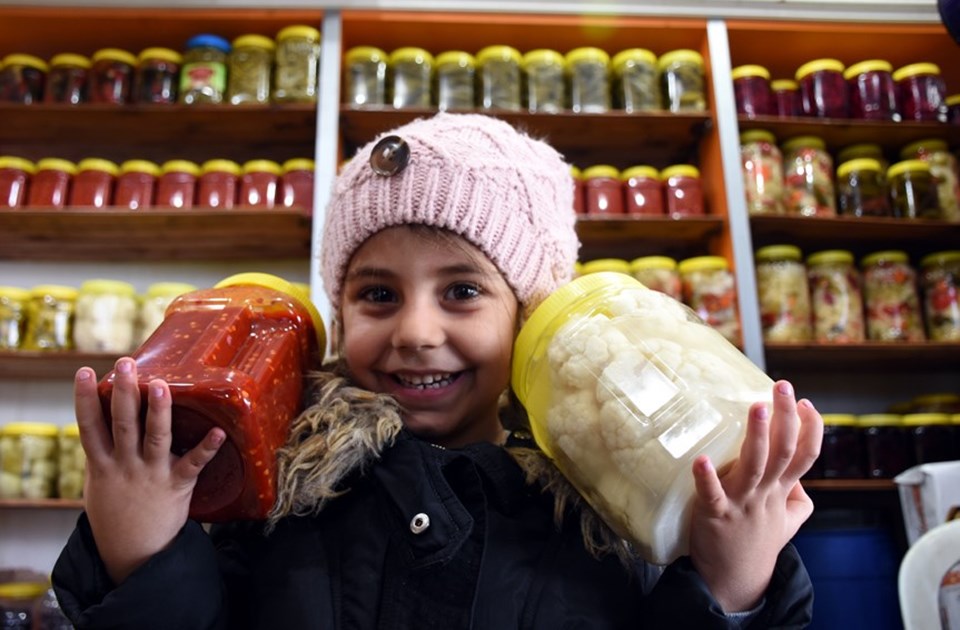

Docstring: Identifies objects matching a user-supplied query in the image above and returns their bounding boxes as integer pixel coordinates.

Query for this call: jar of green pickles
[435,50,475,111]
[227,34,275,106]
[343,46,387,107]
[887,159,940,219]
[658,49,706,112]
[273,25,321,103]
[58,423,85,500]
[179,34,231,105]
[24,284,77,351]
[522,49,565,114]
[476,45,522,111]
[565,47,610,113]
[0,286,29,350]
[755,245,812,342]
[0,422,59,499]
[900,138,960,222]
[390,47,434,109]
[781,135,836,217]
[919,250,960,341]
[837,158,890,217]
[611,48,659,112]
[861,250,925,342]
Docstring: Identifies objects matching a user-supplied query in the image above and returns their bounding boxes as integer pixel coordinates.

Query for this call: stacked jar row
[740,133,960,222]
[343,45,707,113]
[0,155,315,212]
[576,255,741,346]
[732,59,956,122]
[573,164,705,217]
[0,25,320,106]
[0,422,83,500]
[755,245,960,343]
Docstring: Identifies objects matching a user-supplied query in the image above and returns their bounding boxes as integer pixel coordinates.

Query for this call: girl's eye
[446,282,481,301]
[359,285,396,303]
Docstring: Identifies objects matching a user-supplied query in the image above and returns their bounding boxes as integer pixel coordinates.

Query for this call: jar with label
[155,160,199,209]
[88,48,136,104]
[900,138,960,222]
[678,255,740,345]
[74,279,138,353]
[114,159,159,211]
[512,271,773,563]
[522,49,566,113]
[134,47,182,104]
[477,45,522,111]
[662,165,705,217]
[781,135,836,217]
[566,47,610,113]
[949,94,960,124]
[629,255,681,300]
[68,158,118,208]
[919,250,960,341]
[819,414,864,479]
[582,165,624,215]
[43,53,90,104]
[25,158,75,209]
[435,51,475,111]
[795,58,847,119]
[903,413,955,464]
[893,62,948,122]
[58,423,84,500]
[858,414,911,479]
[755,244,812,343]
[197,159,241,209]
[806,249,865,343]
[389,47,434,109]
[0,422,59,499]
[24,284,76,351]
[887,159,940,220]
[659,49,706,112]
[136,281,198,346]
[731,64,773,118]
[836,158,890,217]
[97,273,325,521]
[179,34,231,105]
[571,166,584,215]
[0,581,47,629]
[580,258,630,276]
[279,158,315,214]
[610,48,658,113]
[226,34,274,106]
[844,59,899,121]
[621,165,663,215]
[273,25,321,103]
[861,250,925,342]
[771,79,801,118]
[239,159,281,208]
[0,53,47,103]
[0,156,34,208]
[740,130,784,214]
[0,286,29,350]
[343,46,387,107]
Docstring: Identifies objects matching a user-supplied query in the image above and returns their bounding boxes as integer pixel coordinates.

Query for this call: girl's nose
[391,298,444,351]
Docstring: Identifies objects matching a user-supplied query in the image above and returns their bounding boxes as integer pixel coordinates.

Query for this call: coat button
[409,512,430,534]
[369,135,410,176]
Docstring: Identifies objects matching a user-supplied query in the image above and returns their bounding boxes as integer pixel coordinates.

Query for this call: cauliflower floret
[545,389,606,480]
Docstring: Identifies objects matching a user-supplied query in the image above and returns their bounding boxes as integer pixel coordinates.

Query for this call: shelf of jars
[0,207,312,262]
[737,115,960,151]
[0,499,84,510]
[0,351,118,379]
[764,341,960,371]
[576,215,724,260]
[802,479,896,492]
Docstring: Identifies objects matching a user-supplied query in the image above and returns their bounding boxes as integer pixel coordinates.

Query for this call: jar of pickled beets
[795,58,847,119]
[97,272,326,521]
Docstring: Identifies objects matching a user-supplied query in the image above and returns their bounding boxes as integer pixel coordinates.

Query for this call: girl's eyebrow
[346,262,491,281]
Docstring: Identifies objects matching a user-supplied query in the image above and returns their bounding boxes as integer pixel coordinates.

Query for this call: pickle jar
[88,48,137,105]
[44,53,90,104]
[197,159,241,209]
[0,156,34,208]
[74,279,138,353]
[273,25,321,103]
[580,258,630,276]
[582,165,624,215]
[512,271,774,563]
[0,422,59,499]
[238,159,281,208]
[389,47,434,109]
[861,250,925,342]
[611,48,659,113]
[136,281,198,346]
[740,130,784,215]
[0,286,29,350]
[343,46,388,107]
[476,45,522,111]
[68,158,118,208]
[836,158,890,217]
[0,53,48,103]
[179,34,231,105]
[134,47,182,104]
[819,414,865,479]
[887,159,940,220]
[522,49,566,114]
[24,284,77,351]
[781,135,836,217]
[837,143,889,176]
[279,158,315,214]
[227,34,275,106]
[755,244,813,343]
[58,423,85,500]
[678,255,741,345]
[731,64,773,118]
[571,166,584,215]
[806,249,865,343]
[659,49,706,112]
[771,79,801,118]
[903,413,955,464]
[844,59,899,121]
[26,158,76,209]
[97,273,325,521]
[155,160,199,209]
[114,159,159,211]
[629,255,681,301]
[565,47,610,114]
[621,165,664,215]
[435,51,475,111]
[911,393,960,414]
[795,58,847,119]
[948,94,960,124]
[900,138,960,222]
[919,250,960,341]
[662,164,704,217]
[893,62,948,123]
[858,414,911,479]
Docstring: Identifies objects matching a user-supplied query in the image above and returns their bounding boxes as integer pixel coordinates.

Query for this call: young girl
[54,113,821,628]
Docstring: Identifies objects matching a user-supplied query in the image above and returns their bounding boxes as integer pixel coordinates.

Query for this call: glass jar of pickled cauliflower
[893,62,947,123]
[273,25,321,103]
[565,47,610,114]
[390,47,434,109]
[522,49,566,114]
[887,159,940,220]
[771,79,801,118]
[24,284,77,351]
[755,244,812,342]
[0,422,59,499]
[343,46,388,108]
[919,250,960,341]
[611,48,659,113]
[781,135,836,217]
[659,49,705,112]
[844,59,899,121]
[837,158,890,217]
[476,45,522,111]
[806,249,865,343]
[435,51,475,111]
[740,129,784,214]
[900,138,960,222]
[629,255,681,301]
[58,423,84,500]
[74,279,138,353]
[795,58,847,119]
[861,250,925,342]
[731,64,773,118]
[0,286,29,350]
[678,255,740,345]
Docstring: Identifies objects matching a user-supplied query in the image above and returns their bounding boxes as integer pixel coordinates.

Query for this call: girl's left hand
[688,379,823,613]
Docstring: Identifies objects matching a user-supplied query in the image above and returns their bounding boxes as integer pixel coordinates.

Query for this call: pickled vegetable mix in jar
[837,158,890,217]
[273,25,321,103]
[861,250,925,342]
[179,34,230,105]
[919,250,960,341]
[781,135,836,217]
[900,138,960,222]
[343,46,387,107]
[739,129,784,214]
[435,50,476,111]
[522,49,566,113]
[389,47,434,109]
[755,245,812,342]
[806,249,865,343]
[565,47,610,113]
[678,255,740,345]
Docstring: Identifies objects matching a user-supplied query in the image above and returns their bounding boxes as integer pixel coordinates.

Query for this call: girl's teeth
[398,373,454,388]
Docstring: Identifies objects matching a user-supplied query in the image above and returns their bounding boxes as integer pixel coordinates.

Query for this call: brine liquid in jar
[343,46,388,107]
[899,138,960,222]
[476,45,522,111]
[434,50,475,111]
[861,250,925,342]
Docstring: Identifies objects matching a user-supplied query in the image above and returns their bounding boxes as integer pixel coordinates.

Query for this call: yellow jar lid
[232,34,276,51]
[920,250,960,268]
[200,159,242,176]
[837,143,883,164]
[160,160,200,176]
[61,423,81,437]
[857,413,903,427]
[91,48,137,67]
[582,164,620,180]
[658,48,703,70]
[31,284,78,300]
[344,46,388,65]
[570,165,582,179]
[610,48,656,73]
[1,53,49,73]
[0,286,30,301]
[145,281,197,299]
[0,156,35,174]
[2,421,59,437]
[837,158,882,178]
[806,249,854,267]
[0,582,48,600]
[822,413,858,427]
[35,158,77,175]
[565,46,610,67]
[887,159,930,180]
[138,47,183,65]
[50,53,91,69]
[947,94,960,107]
[242,159,282,176]
[389,47,434,66]
[912,392,960,406]
[843,59,893,80]
[435,50,475,69]
[580,258,630,275]
[770,79,798,91]
[902,412,951,426]
[620,165,660,181]
[678,255,729,274]
[756,244,802,262]
[782,135,826,153]
[892,62,941,82]
[277,25,320,42]
[861,250,909,268]
[731,64,771,81]
[76,158,119,177]
[522,48,565,69]
[629,255,677,272]
[119,159,160,177]
[740,129,776,145]
[281,158,315,173]
[660,164,700,180]
[900,138,948,160]
[79,279,136,297]
[476,45,522,66]
[795,58,845,81]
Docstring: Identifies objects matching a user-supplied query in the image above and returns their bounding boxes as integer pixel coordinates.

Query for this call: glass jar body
[391,55,433,109]
[862,255,925,342]
[436,57,475,111]
[114,170,157,210]
[478,56,522,111]
[523,53,565,113]
[773,83,801,118]
[820,424,864,478]
[280,165,314,213]
[664,172,704,217]
[733,74,773,118]
[756,256,813,342]
[0,57,46,103]
[837,164,890,217]
[623,173,663,215]
[901,144,960,222]
[180,43,228,105]
[568,55,610,113]
[847,67,899,121]
[69,168,115,208]
[0,163,31,208]
[660,55,705,112]
[343,48,387,107]
[74,285,137,353]
[807,254,866,343]
[44,60,88,104]
[155,171,197,209]
[584,173,624,215]
[680,258,740,345]
[134,54,180,104]
[898,71,948,122]
[197,170,238,209]
[26,167,72,209]
[782,141,836,217]
[798,66,847,118]
[888,163,941,220]
[0,424,59,499]
[0,289,28,350]
[239,169,279,209]
[227,43,273,105]
[613,54,659,113]
[58,428,85,499]
[740,136,784,215]
[89,52,135,104]
[920,253,960,341]
[273,29,320,103]
[23,287,76,351]
[862,423,912,479]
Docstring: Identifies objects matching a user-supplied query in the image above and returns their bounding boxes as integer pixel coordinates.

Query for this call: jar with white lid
[74,278,138,353]
[755,245,812,342]
[0,422,59,499]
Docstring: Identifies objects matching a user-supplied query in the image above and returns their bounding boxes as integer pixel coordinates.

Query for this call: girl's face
[340,226,519,448]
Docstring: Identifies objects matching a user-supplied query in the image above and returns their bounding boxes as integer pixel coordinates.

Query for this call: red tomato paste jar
[155,159,200,209]
[88,48,137,105]
[582,165,624,215]
[795,58,848,119]
[0,156,34,208]
[238,159,281,209]
[115,160,160,210]
[279,158,315,214]
[197,159,241,209]
[661,164,704,217]
[621,165,664,215]
[68,158,119,208]
[97,272,326,521]
[26,158,77,209]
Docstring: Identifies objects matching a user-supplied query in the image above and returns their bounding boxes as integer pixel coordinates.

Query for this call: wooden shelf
[0,499,83,510]
[0,208,312,262]
[738,115,959,153]
[576,215,724,260]
[765,342,960,371]
[0,351,119,379]
[803,479,897,492]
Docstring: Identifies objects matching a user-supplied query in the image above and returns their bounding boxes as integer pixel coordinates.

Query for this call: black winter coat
[53,432,813,629]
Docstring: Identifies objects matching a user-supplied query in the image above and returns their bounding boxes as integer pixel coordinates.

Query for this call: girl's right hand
[75,357,225,585]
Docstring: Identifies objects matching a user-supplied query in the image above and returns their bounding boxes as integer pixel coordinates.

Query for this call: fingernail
[777,381,793,397]
[116,359,132,374]
[799,398,815,410]
[76,368,92,381]
[150,383,164,399]
[755,405,769,421]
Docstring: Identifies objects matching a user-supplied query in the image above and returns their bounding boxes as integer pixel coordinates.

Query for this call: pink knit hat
[320,113,580,312]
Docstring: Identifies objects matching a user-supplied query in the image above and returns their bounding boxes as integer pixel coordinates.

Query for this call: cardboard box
[894,461,960,546]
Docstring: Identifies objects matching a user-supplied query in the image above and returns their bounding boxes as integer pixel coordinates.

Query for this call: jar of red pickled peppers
[26,158,77,209]
[621,165,663,215]
[88,48,137,105]
[134,47,182,104]
[861,250,925,342]
[0,53,48,103]
[279,158,315,214]
[155,160,200,209]
[96,272,326,522]
[731,64,773,118]
[795,58,847,119]
[0,156,34,209]
[661,164,704,217]
[197,159,241,209]
[44,53,90,104]
[893,62,947,123]
[238,159,281,208]
[844,59,899,121]
[582,165,624,215]
[115,160,160,210]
